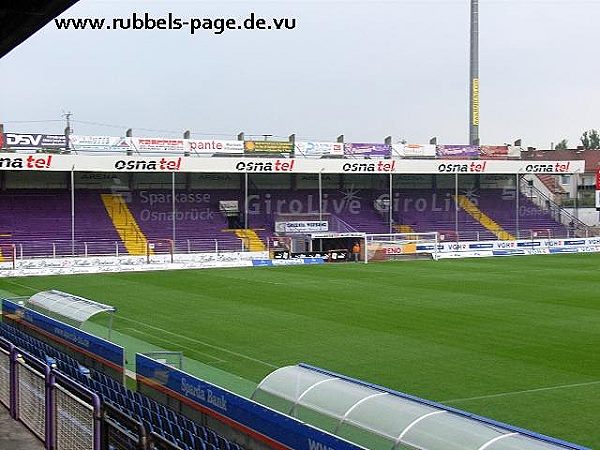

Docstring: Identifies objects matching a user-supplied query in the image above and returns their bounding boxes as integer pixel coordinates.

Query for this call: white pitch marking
[118,315,279,369]
[1,279,39,292]
[442,380,600,404]
[121,327,227,364]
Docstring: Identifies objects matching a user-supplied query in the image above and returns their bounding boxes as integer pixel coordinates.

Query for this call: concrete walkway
[0,406,43,450]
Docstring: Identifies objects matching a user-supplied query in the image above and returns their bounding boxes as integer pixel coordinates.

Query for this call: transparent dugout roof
[28,290,115,325]
[252,365,589,450]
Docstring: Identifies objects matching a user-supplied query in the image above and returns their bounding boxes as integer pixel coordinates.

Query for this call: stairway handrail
[520,178,593,236]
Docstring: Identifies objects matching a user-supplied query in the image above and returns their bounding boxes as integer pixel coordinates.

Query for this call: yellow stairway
[234,229,266,252]
[101,194,150,255]
[454,195,515,241]
[393,224,415,234]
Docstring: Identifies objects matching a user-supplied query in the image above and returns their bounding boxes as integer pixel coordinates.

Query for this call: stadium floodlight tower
[469,0,480,145]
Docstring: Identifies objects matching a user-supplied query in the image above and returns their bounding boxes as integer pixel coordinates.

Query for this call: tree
[581,129,600,150]
[555,139,568,150]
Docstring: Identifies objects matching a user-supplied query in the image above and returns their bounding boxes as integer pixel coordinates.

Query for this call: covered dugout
[252,364,589,450]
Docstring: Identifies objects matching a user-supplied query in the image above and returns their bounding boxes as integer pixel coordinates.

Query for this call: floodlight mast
[469,0,480,145]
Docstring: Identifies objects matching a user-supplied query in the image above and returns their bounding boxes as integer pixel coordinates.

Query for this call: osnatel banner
[0,154,586,174]
[2,299,124,371]
[5,133,66,149]
[135,354,363,450]
[244,140,294,154]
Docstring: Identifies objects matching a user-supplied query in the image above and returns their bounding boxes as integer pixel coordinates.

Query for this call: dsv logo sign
[6,133,44,147]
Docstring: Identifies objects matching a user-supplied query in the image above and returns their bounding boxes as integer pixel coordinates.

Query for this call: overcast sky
[1,0,599,148]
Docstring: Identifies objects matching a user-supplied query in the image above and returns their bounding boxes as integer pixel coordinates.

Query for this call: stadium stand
[0,185,577,258]
[0,321,244,450]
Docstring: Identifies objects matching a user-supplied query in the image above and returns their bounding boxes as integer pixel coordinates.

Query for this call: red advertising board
[596,166,600,210]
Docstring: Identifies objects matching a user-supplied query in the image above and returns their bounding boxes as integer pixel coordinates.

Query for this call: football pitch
[1,253,599,448]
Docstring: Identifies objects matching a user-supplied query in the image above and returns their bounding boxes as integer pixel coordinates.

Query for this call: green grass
[1,254,599,448]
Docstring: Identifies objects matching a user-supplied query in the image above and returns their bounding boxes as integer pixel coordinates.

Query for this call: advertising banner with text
[244,140,293,154]
[0,154,586,174]
[274,221,329,233]
[294,141,344,158]
[596,167,600,210]
[480,145,509,159]
[136,354,362,450]
[436,145,480,158]
[131,137,186,154]
[70,135,123,152]
[392,143,436,158]
[344,143,391,158]
[2,299,124,370]
[186,139,244,155]
[4,133,66,149]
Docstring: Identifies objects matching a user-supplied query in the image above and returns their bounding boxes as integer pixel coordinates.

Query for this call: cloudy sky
[1,0,599,148]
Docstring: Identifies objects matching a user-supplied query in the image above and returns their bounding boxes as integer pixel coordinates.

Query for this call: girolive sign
[5,133,66,149]
[294,142,344,158]
[136,354,362,450]
[275,221,329,233]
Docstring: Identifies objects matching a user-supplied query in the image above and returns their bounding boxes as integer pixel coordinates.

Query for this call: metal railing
[1,236,255,262]
[520,178,594,237]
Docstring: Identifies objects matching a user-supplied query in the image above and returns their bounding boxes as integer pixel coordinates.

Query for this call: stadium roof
[28,290,115,325]
[0,1,80,59]
[253,364,589,450]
